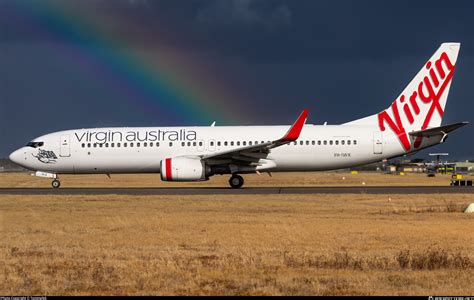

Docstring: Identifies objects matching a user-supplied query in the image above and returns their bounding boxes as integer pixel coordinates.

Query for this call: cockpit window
[26,141,44,148]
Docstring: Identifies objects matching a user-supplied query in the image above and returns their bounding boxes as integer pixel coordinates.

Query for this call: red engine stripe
[165,158,172,181]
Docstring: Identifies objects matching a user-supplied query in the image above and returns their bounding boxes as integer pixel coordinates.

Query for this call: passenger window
[224,141,228,146]
[81,143,85,148]
[237,141,241,146]
[117,143,121,147]
[341,140,345,145]
[249,141,253,146]
[312,141,315,145]
[181,142,185,147]
[130,143,134,147]
[306,141,309,145]
[243,141,246,146]
[318,141,321,145]
[94,143,97,148]
[144,142,147,147]
[169,142,173,147]
[354,140,357,145]
[111,143,115,147]
[231,141,234,146]
[300,141,303,145]
[105,143,109,148]
[335,141,339,145]
[217,141,221,146]
[210,141,214,146]
[137,143,140,147]
[348,140,351,145]
[124,143,127,147]
[199,141,203,146]
[329,141,333,145]
[323,141,327,145]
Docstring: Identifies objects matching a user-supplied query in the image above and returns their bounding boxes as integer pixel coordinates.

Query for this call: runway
[1,186,474,195]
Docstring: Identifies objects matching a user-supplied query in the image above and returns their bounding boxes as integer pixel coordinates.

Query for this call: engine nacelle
[160,157,208,181]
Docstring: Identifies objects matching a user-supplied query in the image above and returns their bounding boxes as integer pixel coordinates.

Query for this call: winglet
[281,109,309,142]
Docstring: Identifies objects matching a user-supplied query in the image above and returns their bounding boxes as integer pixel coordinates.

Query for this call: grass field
[1,172,473,295]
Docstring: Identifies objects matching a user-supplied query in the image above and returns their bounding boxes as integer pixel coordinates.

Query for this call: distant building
[454,161,474,173]
[352,158,474,174]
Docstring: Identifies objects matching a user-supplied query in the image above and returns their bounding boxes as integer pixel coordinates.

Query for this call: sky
[1,0,474,160]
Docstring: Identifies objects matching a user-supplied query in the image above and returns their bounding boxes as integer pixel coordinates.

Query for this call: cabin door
[60,134,71,157]
[373,132,383,154]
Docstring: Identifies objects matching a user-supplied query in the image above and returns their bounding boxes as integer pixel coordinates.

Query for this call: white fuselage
[9,124,442,175]
[7,43,462,188]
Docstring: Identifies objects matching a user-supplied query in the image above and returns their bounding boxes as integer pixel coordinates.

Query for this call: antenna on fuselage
[210,121,216,127]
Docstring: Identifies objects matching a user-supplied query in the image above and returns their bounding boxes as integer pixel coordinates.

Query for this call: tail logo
[378,52,456,151]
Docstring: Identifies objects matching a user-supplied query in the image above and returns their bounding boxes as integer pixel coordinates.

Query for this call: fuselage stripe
[165,158,172,181]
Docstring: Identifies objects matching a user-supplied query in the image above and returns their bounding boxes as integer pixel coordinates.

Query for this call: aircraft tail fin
[345,43,461,151]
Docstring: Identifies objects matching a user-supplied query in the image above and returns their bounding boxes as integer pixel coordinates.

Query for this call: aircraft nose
[9,149,23,165]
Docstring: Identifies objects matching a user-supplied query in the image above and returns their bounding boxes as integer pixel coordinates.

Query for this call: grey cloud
[126,0,150,7]
[196,0,291,31]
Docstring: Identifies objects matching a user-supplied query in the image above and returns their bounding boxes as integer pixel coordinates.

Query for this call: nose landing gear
[229,174,244,189]
[52,179,61,189]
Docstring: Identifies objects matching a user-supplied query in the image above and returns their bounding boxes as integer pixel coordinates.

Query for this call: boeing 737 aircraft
[9,43,468,188]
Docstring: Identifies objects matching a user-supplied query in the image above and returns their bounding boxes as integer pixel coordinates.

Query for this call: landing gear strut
[52,179,61,189]
[229,174,244,189]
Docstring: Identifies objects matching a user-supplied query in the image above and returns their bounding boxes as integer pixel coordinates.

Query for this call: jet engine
[160,157,208,181]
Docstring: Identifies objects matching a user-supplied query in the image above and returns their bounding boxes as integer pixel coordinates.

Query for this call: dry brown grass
[0,171,459,188]
[1,193,474,295]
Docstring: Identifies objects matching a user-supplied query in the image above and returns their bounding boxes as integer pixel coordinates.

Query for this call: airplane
[9,43,468,189]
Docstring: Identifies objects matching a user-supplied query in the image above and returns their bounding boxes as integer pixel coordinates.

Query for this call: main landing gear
[52,179,61,189]
[229,174,244,189]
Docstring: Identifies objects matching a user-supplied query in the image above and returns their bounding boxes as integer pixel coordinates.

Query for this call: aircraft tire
[229,175,244,189]
[52,179,61,189]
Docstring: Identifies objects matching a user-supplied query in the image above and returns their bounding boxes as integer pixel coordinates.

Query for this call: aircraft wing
[201,109,309,167]
[409,121,469,137]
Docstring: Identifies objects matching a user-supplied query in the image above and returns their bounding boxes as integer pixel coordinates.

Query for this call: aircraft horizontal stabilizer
[409,121,468,137]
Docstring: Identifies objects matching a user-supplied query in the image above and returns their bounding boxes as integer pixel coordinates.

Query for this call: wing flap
[202,109,309,166]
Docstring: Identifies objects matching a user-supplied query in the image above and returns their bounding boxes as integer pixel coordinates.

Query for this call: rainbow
[10,1,250,125]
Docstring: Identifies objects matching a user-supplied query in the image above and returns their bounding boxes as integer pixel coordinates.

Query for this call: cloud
[196,0,291,31]
[125,0,150,7]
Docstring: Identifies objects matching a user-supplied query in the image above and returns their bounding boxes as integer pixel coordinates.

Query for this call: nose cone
[9,149,23,165]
